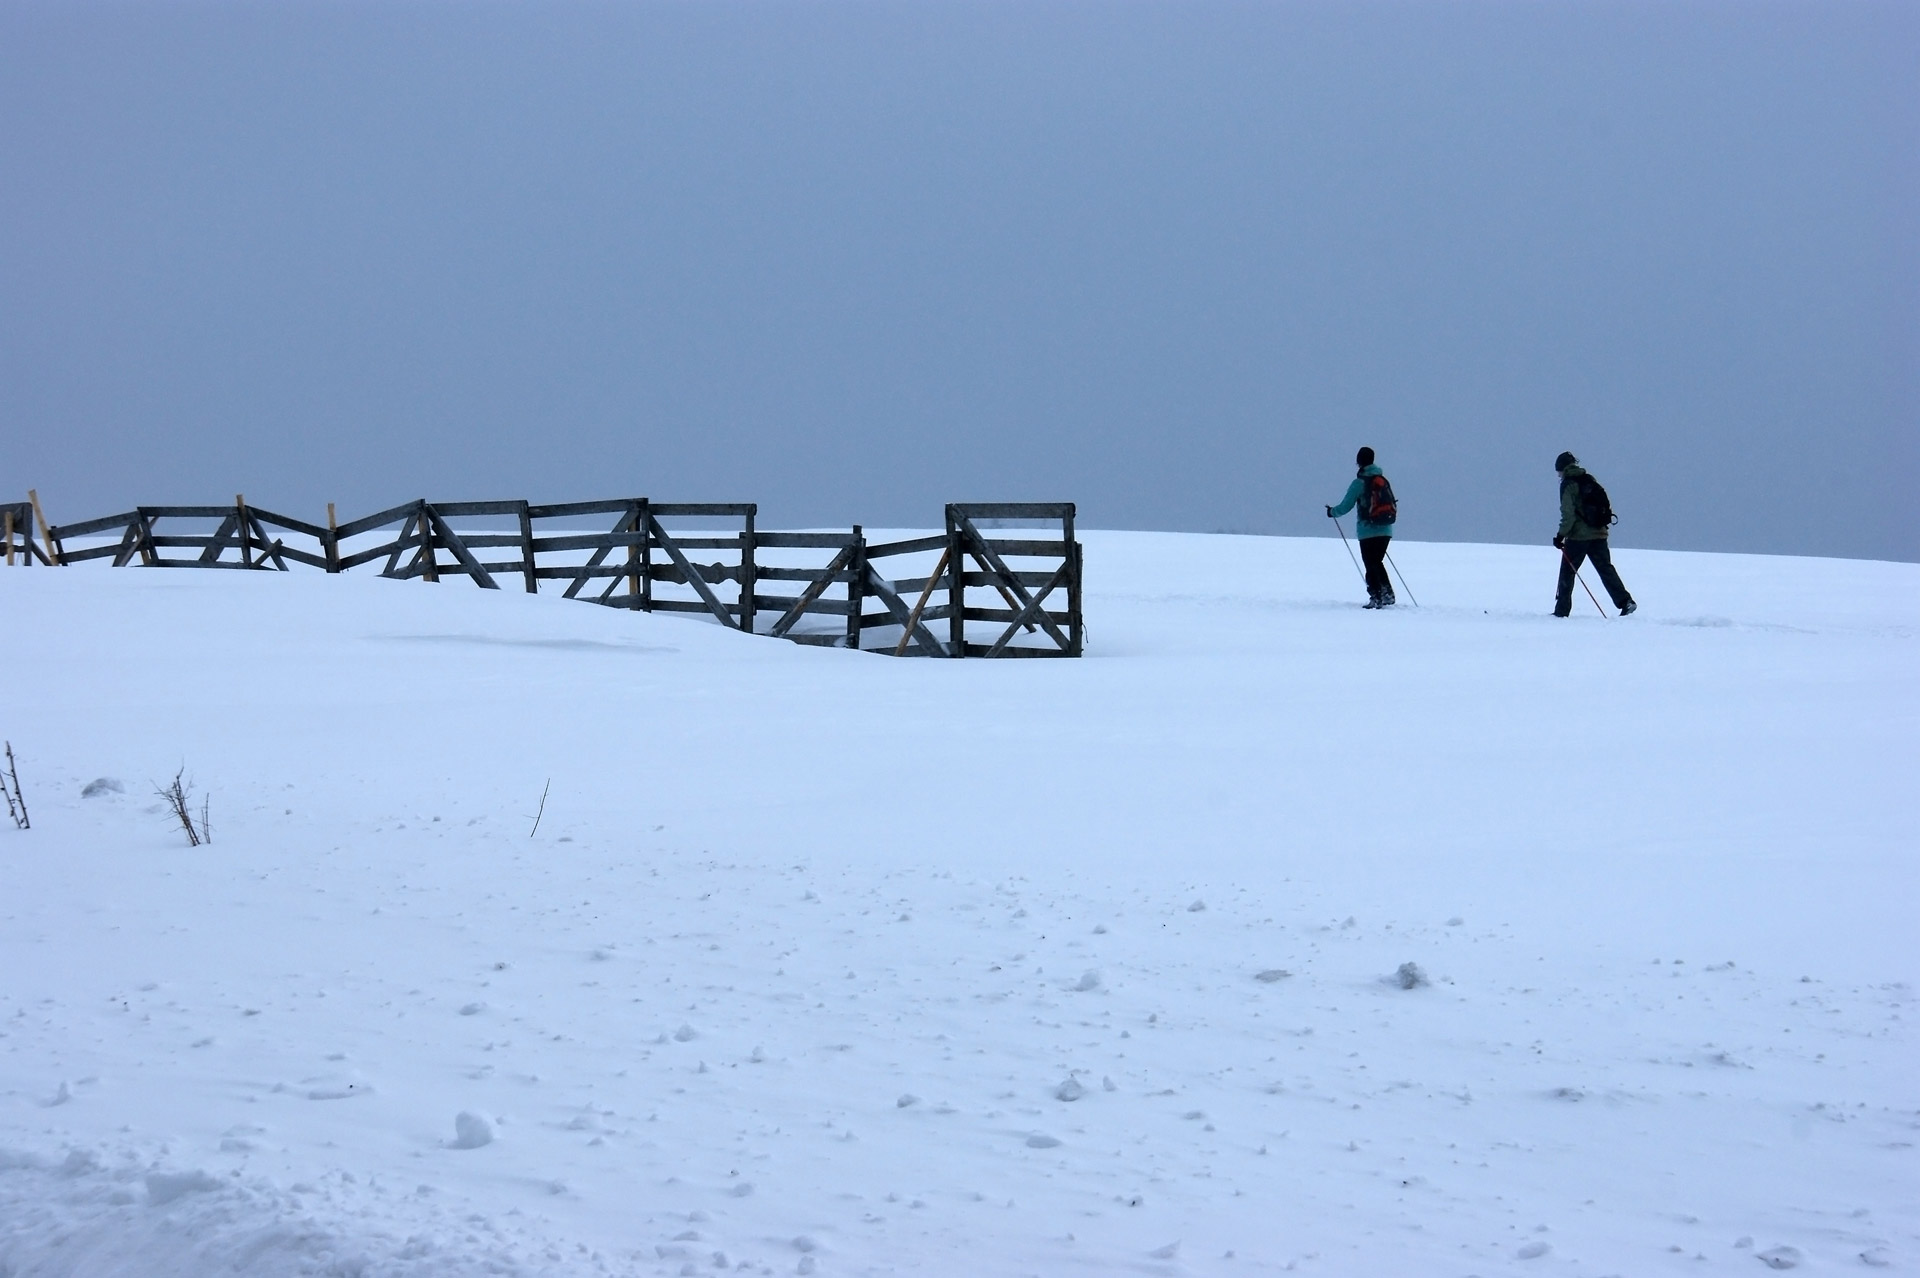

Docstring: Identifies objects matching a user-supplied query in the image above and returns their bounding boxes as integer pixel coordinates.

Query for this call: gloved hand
[1552,535,1565,550]
[1325,506,1335,518]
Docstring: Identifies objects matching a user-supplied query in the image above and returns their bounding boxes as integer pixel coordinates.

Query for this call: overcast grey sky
[4,0,1914,560]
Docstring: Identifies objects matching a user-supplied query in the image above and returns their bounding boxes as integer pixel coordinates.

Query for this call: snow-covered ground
[1,531,1914,1276]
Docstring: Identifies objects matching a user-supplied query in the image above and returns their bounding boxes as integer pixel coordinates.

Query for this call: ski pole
[1330,511,1365,584]
[1384,551,1419,607]
[1559,547,1608,617]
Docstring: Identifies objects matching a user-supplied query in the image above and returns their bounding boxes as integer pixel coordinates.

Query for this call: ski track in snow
[0,532,1914,1275]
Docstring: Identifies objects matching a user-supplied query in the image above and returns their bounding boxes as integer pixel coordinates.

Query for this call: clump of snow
[1392,962,1429,989]
[145,1169,222,1204]
[1757,1246,1803,1270]
[1254,968,1291,983]
[451,1112,494,1149]
[80,777,123,798]
[1053,1077,1086,1102]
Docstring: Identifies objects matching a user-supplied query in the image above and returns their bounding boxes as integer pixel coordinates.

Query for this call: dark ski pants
[1555,538,1634,616]
[1359,535,1392,600]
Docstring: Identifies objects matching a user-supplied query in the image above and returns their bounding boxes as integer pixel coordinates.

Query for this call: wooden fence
[8,492,1082,658]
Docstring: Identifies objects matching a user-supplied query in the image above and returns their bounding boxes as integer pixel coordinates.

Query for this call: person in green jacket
[1553,451,1636,617]
[1326,446,1396,607]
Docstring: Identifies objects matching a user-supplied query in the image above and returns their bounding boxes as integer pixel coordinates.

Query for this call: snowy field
[1,530,1914,1277]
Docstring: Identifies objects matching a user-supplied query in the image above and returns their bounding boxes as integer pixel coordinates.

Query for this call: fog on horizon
[3,0,1915,562]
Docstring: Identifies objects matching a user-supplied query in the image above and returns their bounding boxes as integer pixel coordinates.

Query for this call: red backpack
[1358,473,1397,525]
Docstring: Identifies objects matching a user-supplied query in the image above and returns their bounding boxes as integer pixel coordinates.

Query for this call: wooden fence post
[235,494,255,568]
[740,507,757,633]
[623,499,641,606]
[3,510,12,566]
[517,501,537,593]
[945,505,964,657]
[639,499,652,612]
[418,501,439,583]
[1064,506,1083,657]
[847,526,866,650]
[27,490,59,565]
[325,503,341,572]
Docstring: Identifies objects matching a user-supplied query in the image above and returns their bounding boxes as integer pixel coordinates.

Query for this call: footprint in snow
[1026,1134,1062,1148]
[298,1072,371,1100]
[1756,1246,1802,1270]
[1254,969,1290,983]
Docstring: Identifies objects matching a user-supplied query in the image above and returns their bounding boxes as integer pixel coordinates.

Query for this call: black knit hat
[1355,446,1375,467]
[1554,451,1577,472]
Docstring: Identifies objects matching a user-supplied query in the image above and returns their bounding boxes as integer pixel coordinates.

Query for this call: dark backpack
[1566,472,1616,529]
[1357,473,1397,525]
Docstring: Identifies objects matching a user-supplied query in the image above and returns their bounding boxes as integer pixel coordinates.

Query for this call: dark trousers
[1359,535,1392,599]
[1555,538,1633,616]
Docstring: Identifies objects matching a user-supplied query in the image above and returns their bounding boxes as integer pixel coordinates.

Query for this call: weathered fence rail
[8,491,1081,658]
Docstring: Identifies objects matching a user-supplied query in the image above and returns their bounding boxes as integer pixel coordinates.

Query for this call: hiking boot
[1363,597,1380,609]
[1619,600,1637,616]
[1379,590,1396,607]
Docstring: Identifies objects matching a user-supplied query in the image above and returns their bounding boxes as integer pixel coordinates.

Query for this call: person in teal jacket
[1326,446,1396,607]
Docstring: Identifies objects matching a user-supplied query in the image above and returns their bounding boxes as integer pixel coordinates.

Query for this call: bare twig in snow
[2,742,27,830]
[156,768,209,846]
[530,778,550,838]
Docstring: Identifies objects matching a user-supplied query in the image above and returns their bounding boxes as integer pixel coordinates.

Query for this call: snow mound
[0,1146,554,1276]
